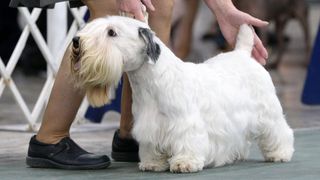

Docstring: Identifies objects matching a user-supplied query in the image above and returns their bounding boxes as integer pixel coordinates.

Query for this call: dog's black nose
[108,29,117,37]
[72,36,80,48]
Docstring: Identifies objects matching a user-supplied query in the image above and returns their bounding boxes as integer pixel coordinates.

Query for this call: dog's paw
[264,148,294,162]
[139,161,169,172]
[264,154,292,162]
[170,159,204,173]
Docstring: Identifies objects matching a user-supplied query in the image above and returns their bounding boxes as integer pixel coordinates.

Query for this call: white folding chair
[0,2,88,131]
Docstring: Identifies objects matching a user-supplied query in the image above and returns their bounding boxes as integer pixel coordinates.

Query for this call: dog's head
[70,16,161,107]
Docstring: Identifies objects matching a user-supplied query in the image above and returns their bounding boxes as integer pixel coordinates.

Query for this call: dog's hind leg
[257,113,294,162]
[138,143,169,172]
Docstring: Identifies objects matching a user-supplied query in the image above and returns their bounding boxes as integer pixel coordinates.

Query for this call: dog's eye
[108,29,117,37]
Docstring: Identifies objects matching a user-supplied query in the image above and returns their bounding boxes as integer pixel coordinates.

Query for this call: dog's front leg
[138,143,169,172]
[169,149,206,173]
[168,124,208,173]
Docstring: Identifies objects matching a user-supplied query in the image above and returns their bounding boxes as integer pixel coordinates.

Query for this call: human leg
[172,0,199,59]
[36,0,117,144]
[27,0,118,169]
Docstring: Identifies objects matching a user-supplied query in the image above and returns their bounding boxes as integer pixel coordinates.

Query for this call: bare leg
[119,0,174,139]
[36,0,118,144]
[172,0,199,59]
[119,74,133,138]
[36,48,84,143]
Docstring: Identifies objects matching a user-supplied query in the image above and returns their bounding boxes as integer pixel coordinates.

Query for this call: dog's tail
[235,24,254,54]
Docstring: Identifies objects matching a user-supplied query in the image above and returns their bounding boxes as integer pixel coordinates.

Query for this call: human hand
[204,0,268,65]
[117,0,155,21]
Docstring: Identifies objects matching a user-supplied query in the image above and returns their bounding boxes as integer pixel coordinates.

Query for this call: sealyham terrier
[70,16,294,173]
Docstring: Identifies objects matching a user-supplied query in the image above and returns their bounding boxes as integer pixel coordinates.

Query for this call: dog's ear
[71,36,82,72]
[86,85,109,107]
[138,27,161,64]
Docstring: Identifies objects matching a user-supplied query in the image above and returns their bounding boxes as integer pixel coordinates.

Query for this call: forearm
[203,0,236,17]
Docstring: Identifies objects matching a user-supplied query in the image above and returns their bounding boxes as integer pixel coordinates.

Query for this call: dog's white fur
[72,16,294,173]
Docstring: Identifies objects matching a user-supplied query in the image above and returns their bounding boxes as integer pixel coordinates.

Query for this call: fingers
[133,10,146,21]
[254,33,268,59]
[119,11,134,18]
[141,0,155,11]
[252,47,266,65]
[239,12,268,65]
[251,32,268,65]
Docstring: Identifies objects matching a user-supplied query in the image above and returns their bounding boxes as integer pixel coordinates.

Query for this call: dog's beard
[71,38,123,107]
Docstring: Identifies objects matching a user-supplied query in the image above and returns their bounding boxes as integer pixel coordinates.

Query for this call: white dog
[70,16,294,173]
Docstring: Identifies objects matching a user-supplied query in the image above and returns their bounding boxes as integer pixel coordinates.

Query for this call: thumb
[245,14,269,28]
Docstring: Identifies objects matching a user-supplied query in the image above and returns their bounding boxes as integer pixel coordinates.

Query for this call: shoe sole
[26,157,111,170]
[111,152,139,162]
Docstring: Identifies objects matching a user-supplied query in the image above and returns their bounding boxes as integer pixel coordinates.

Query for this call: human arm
[204,0,268,65]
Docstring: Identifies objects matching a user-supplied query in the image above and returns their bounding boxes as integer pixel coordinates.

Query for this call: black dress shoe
[111,129,139,162]
[26,135,111,170]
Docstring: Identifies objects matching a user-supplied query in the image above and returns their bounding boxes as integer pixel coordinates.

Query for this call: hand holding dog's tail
[235,24,254,54]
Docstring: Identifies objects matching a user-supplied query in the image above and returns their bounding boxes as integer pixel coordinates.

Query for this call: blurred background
[0,0,319,130]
